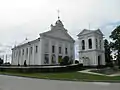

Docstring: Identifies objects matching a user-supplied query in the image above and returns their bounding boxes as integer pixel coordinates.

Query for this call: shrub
[24,60,27,67]
[60,56,70,65]
[75,60,79,64]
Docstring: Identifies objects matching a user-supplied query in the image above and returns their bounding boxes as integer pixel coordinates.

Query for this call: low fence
[0,64,83,73]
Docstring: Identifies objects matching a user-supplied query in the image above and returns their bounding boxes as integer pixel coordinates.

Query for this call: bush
[75,60,79,64]
[106,62,114,67]
[24,60,27,67]
[60,56,70,65]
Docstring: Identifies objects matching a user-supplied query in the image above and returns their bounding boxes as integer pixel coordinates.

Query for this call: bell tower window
[88,39,92,49]
[82,40,85,50]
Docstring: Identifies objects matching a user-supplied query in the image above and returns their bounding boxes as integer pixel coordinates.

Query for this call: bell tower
[77,29,105,66]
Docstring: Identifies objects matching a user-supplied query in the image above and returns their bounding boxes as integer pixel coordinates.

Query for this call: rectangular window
[26,48,28,55]
[22,49,24,55]
[88,39,92,49]
[36,46,38,53]
[59,47,61,54]
[65,48,68,54]
[52,45,55,53]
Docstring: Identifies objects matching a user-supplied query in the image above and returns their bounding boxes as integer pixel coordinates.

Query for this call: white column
[56,42,59,64]
[85,37,88,50]
[39,37,44,65]
[49,40,52,64]
[68,43,70,57]
[92,37,96,50]
[72,43,75,63]
[11,50,14,65]
[20,49,23,65]
[17,50,19,65]
[63,43,65,58]
[38,40,41,65]
[102,39,104,51]
[33,45,35,65]
[28,47,30,65]
[79,39,81,51]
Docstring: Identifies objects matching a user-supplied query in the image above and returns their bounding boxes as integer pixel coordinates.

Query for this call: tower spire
[57,9,60,20]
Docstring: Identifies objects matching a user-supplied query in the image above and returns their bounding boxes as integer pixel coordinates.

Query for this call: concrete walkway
[78,69,120,77]
[0,75,120,90]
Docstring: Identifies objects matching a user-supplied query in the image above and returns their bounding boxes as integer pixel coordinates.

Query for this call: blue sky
[0,0,120,61]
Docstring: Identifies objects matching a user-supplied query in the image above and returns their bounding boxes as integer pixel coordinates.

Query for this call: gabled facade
[77,29,105,66]
[11,19,75,65]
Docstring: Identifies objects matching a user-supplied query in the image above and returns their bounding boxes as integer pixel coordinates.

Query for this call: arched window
[88,39,92,49]
[82,40,85,50]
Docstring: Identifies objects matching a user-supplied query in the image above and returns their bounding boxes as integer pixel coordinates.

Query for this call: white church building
[11,19,75,65]
[77,29,105,66]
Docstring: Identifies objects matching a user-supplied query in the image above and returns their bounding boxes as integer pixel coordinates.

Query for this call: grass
[0,71,120,82]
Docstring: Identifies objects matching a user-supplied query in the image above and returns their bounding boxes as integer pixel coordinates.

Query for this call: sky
[0,0,120,62]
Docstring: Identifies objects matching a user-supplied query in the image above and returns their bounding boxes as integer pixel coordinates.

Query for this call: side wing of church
[77,29,105,66]
[11,19,75,66]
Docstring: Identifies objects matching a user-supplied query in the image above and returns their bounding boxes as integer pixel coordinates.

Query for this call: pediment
[77,29,92,36]
[77,29,104,36]
[41,30,74,42]
[94,29,104,36]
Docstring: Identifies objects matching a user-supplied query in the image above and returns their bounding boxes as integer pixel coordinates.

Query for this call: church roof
[12,38,40,49]
[12,18,75,50]
[18,38,29,46]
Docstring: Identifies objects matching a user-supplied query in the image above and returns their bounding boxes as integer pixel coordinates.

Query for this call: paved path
[78,69,120,76]
[0,75,120,90]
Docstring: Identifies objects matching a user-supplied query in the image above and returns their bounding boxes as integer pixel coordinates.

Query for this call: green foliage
[0,58,3,65]
[60,56,70,65]
[104,39,113,67]
[75,60,79,64]
[110,25,120,67]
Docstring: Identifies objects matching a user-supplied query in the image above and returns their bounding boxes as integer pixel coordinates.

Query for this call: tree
[104,39,113,67]
[0,58,3,65]
[110,25,120,68]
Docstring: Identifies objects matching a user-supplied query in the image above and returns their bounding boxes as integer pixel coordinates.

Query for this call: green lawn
[0,71,120,82]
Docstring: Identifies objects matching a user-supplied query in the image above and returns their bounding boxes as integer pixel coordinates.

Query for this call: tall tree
[104,39,113,67]
[110,25,120,68]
